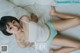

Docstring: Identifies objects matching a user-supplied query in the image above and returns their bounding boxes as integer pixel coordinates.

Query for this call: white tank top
[21,20,49,43]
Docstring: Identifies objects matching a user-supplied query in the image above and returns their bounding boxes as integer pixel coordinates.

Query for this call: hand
[31,13,38,23]
[26,42,34,47]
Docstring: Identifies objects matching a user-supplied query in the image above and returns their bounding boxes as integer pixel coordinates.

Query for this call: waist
[45,24,51,41]
[45,22,58,42]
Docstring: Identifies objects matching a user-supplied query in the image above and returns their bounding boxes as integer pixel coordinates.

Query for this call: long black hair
[0,16,20,36]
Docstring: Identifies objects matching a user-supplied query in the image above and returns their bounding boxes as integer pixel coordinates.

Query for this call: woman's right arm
[17,41,27,48]
[19,13,38,23]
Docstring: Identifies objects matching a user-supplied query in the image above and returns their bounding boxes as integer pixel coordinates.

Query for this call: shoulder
[19,15,30,22]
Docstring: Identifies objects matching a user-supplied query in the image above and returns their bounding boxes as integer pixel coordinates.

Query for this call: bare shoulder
[19,15,30,22]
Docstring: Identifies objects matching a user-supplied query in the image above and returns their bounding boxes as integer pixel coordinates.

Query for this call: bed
[0,0,80,53]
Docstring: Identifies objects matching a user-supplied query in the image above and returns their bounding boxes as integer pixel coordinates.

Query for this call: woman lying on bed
[0,6,80,53]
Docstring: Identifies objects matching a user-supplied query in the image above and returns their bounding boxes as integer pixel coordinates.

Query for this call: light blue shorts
[46,22,57,45]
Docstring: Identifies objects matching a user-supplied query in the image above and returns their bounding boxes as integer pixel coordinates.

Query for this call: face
[6,20,22,34]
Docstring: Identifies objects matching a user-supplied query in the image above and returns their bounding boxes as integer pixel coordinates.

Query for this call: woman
[0,6,80,53]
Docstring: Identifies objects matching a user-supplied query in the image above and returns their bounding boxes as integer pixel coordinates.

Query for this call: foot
[50,6,57,16]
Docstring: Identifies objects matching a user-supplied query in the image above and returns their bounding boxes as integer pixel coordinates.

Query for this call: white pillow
[0,0,30,18]
[35,0,55,5]
[0,0,15,18]
[9,0,55,7]
[0,0,15,11]
[9,0,35,6]
[0,7,30,18]
[3,7,30,19]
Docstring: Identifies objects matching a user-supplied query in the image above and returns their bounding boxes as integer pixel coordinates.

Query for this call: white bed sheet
[0,0,80,53]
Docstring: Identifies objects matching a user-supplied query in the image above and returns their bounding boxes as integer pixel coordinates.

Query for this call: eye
[9,27,12,30]
[6,26,12,31]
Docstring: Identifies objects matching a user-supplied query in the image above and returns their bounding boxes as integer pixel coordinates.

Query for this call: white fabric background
[0,0,80,53]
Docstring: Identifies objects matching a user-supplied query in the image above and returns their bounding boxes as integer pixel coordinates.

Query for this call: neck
[15,21,25,36]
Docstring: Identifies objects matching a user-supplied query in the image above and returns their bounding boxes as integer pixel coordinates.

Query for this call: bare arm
[19,13,38,23]
[17,41,33,48]
[16,36,33,48]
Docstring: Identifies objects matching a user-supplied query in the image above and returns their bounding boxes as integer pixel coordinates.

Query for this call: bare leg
[50,6,80,31]
[50,6,80,20]
[51,18,80,31]
[50,47,79,53]
[50,35,80,53]
[49,6,80,53]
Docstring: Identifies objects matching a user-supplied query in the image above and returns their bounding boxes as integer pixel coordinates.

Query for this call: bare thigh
[51,34,80,48]
[51,18,80,31]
